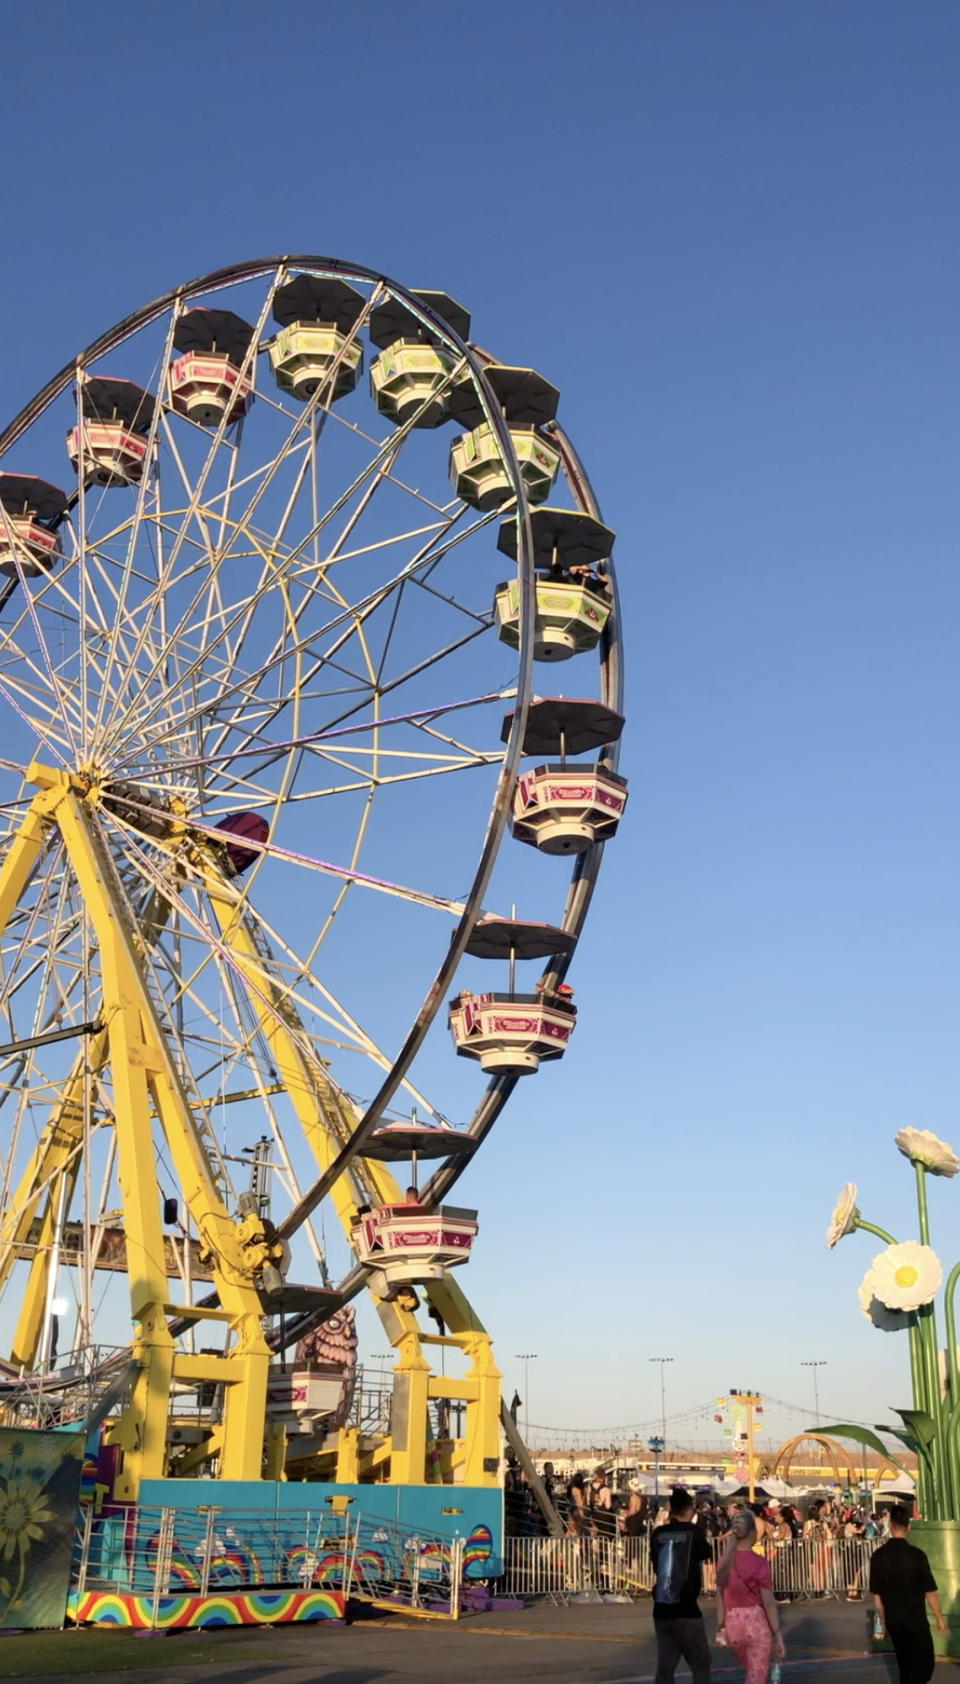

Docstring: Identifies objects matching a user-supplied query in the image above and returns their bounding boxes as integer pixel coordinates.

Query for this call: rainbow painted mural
[67,1587,345,1628]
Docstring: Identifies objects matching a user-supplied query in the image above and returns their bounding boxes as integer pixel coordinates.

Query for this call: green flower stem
[855,1218,898,1245]
[913,1165,950,1518]
[943,1260,960,1515]
[915,1163,932,1245]
[945,1261,960,1405]
[918,1303,946,1516]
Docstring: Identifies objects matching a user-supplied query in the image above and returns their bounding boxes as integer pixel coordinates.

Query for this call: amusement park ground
[2,1602,958,1684]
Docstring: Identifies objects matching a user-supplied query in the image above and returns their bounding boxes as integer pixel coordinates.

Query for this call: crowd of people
[504,1471,941,1684]
[508,1460,896,1552]
[647,1488,942,1684]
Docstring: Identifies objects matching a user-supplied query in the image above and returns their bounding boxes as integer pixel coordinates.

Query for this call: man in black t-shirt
[651,1487,713,1683]
[869,1504,946,1684]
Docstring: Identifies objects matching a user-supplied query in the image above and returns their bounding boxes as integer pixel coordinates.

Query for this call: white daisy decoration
[858,1271,911,1332]
[826,1183,860,1249]
[865,1241,942,1312]
[895,1128,960,1178]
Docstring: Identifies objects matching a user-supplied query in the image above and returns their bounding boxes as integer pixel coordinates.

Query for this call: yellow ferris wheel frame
[0,762,502,1500]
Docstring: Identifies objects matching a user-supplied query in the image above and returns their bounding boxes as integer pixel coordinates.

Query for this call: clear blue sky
[3,0,960,1445]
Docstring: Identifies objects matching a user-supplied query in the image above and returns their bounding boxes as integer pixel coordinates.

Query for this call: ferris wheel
[0,259,625,1498]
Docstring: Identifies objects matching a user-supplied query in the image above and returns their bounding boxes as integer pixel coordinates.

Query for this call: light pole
[648,1435,665,1501]
[514,1353,538,1441]
[650,1355,674,1446]
[801,1360,826,1428]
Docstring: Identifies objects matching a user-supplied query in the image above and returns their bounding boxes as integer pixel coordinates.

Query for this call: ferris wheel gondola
[0,256,625,1496]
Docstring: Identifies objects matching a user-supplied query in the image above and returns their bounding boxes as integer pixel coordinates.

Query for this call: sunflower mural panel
[0,1429,83,1629]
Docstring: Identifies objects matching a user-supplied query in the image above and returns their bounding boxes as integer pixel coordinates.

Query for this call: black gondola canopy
[448,363,560,433]
[80,377,156,434]
[362,1121,478,1162]
[485,365,560,425]
[0,474,69,524]
[259,1283,343,1316]
[501,696,625,756]
[496,507,616,568]
[272,275,365,332]
[173,308,256,361]
[368,289,471,349]
[465,917,577,960]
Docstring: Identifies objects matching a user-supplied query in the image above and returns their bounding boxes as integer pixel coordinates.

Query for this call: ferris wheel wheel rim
[0,257,621,1328]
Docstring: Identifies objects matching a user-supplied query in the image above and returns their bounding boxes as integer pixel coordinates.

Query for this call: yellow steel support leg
[265,1422,287,1481]
[0,784,57,930]
[26,771,272,1496]
[425,1273,503,1486]
[10,1158,80,1370]
[388,1330,431,1485]
[0,793,106,1366]
[335,1426,360,1483]
[0,1040,107,1343]
[85,981,177,1497]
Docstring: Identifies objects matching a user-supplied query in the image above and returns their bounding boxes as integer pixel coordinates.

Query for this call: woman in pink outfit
[716,1511,786,1683]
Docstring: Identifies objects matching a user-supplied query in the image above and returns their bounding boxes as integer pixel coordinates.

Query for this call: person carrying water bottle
[716,1509,786,1683]
[869,1503,946,1684]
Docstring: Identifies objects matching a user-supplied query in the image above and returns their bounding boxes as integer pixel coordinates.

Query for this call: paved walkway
[4,1600,960,1682]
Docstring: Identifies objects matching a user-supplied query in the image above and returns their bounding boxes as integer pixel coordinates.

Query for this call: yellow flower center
[895,1266,919,1288]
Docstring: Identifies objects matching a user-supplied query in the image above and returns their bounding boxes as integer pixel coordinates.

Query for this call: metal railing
[73,1501,464,1624]
[499,1534,880,1602]
[0,1346,133,1430]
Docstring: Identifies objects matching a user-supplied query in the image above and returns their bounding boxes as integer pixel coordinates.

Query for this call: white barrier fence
[500,1535,879,1602]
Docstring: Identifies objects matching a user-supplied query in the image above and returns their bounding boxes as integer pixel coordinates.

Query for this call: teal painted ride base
[139,1477,503,1566]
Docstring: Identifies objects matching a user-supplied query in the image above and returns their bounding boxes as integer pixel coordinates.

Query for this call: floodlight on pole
[515,1353,538,1440]
[649,1355,674,1445]
[801,1360,826,1428]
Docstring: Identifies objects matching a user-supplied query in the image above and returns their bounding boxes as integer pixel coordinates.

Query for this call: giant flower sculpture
[857,1273,911,1332]
[863,1241,942,1312]
[824,1125,960,1532]
[895,1128,960,1178]
[826,1182,859,1248]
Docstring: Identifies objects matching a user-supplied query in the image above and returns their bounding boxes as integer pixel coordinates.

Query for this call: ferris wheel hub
[101,779,176,839]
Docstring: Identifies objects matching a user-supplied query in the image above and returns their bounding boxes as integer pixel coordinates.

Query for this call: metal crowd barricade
[501,1533,879,1603]
[501,1536,652,1599]
[74,1510,881,1622]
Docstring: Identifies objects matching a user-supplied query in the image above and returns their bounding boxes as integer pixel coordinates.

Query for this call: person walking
[716,1509,785,1683]
[651,1486,713,1683]
[869,1503,947,1684]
